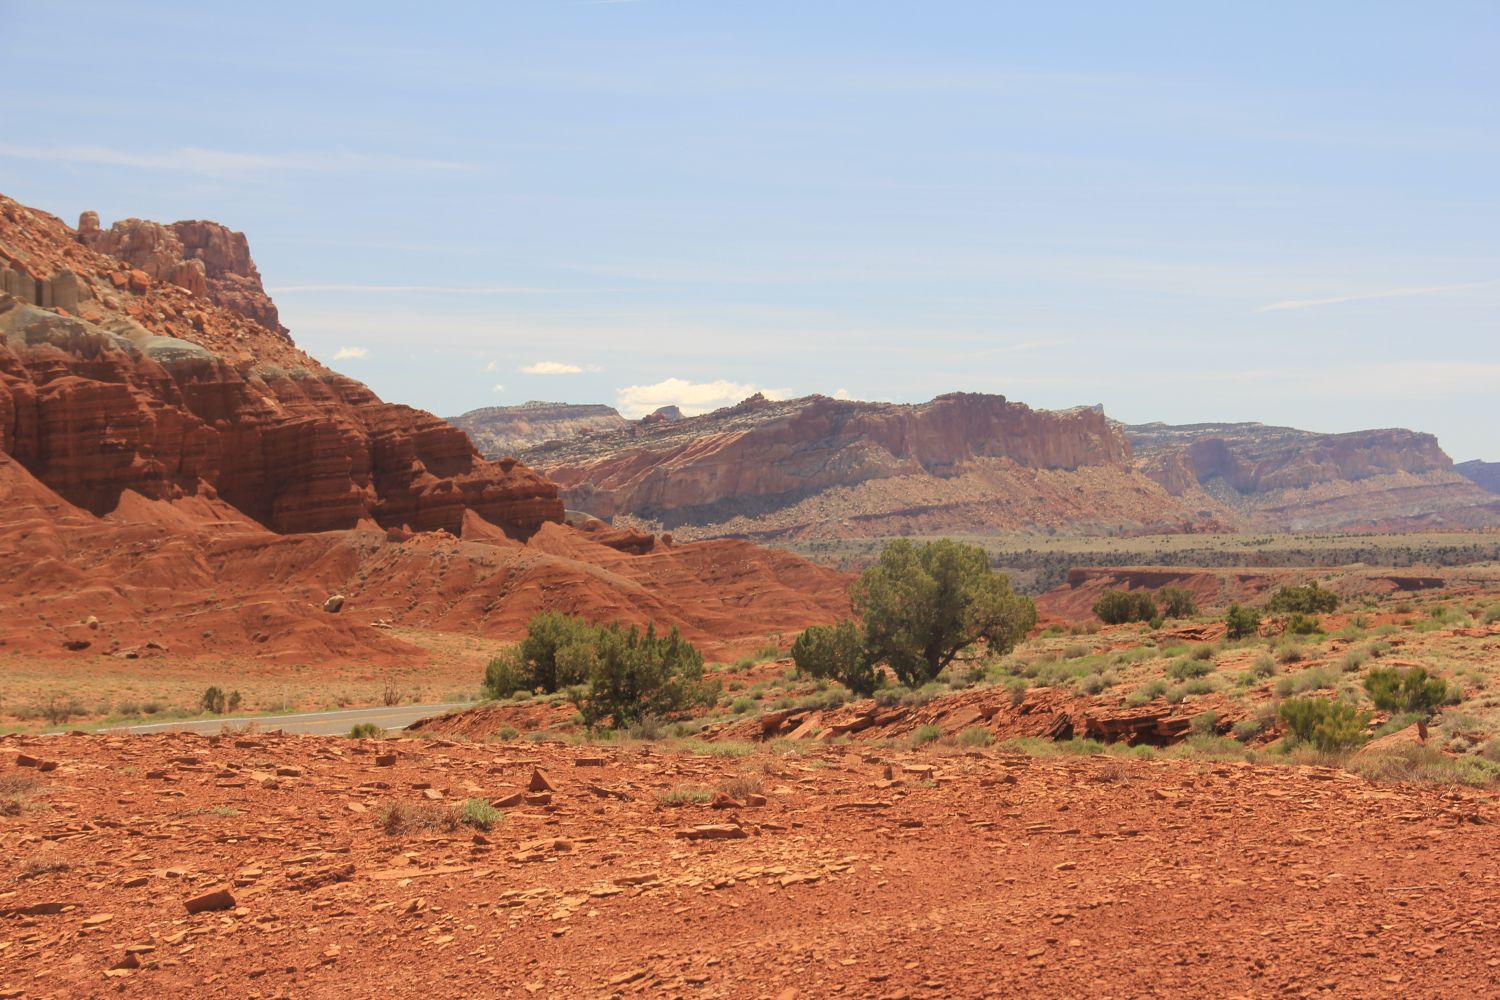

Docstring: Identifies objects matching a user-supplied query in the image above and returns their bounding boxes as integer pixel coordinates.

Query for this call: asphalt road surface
[100,702,471,737]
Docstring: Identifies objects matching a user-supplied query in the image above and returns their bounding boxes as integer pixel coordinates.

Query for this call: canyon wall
[449,401,628,458]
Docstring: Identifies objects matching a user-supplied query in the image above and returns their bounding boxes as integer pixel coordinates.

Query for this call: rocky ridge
[448,401,627,459]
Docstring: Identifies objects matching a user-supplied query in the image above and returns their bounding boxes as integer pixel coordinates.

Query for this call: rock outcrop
[524,392,1219,540]
[78,212,287,334]
[1126,422,1500,531]
[448,401,628,458]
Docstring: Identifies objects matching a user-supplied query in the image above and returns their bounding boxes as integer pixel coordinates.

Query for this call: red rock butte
[0,193,850,662]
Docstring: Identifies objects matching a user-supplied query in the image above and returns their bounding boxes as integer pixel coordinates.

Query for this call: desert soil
[2,733,1497,999]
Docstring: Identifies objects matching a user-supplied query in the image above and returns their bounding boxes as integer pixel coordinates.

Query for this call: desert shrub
[730,696,757,714]
[1267,582,1339,615]
[1285,613,1323,636]
[1158,586,1199,618]
[1339,649,1369,673]
[1250,654,1278,678]
[658,787,712,806]
[347,722,384,739]
[1273,665,1338,698]
[911,723,943,747]
[1276,643,1306,665]
[1483,605,1500,625]
[1093,589,1158,625]
[375,801,459,836]
[1166,679,1213,704]
[1189,644,1215,661]
[1347,744,1500,787]
[1278,697,1370,752]
[853,539,1036,688]
[199,687,241,715]
[1168,658,1213,681]
[1225,603,1260,640]
[956,727,993,747]
[1191,710,1220,735]
[491,724,520,741]
[1147,615,1165,630]
[1362,667,1449,716]
[791,620,876,696]
[1062,643,1089,660]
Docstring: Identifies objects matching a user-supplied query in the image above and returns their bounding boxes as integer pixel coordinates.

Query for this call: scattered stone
[183,887,237,914]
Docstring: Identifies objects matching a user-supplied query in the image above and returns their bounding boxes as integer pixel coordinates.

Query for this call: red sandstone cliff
[0,194,561,537]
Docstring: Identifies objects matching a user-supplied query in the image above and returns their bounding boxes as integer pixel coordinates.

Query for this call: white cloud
[616,378,791,418]
[832,387,852,400]
[1259,281,1492,312]
[521,361,584,375]
[332,346,368,360]
[0,143,471,179]
[492,383,507,393]
[485,361,498,372]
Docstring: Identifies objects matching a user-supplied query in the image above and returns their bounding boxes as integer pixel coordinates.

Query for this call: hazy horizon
[3,1,1495,460]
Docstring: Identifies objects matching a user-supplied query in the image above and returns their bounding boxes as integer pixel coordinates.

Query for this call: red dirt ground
[2,733,1496,998]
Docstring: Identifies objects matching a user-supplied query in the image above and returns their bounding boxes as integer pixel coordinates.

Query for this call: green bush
[1168,658,1213,681]
[1267,583,1339,615]
[577,623,716,729]
[911,723,943,747]
[1285,613,1323,636]
[200,686,241,715]
[1278,697,1370,752]
[1093,589,1158,625]
[853,539,1037,688]
[956,727,993,747]
[482,611,602,698]
[791,620,876,696]
[1158,586,1199,618]
[1362,667,1449,716]
[347,722,384,739]
[459,798,502,830]
[1225,603,1260,640]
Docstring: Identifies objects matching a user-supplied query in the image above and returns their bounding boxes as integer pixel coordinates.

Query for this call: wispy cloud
[616,378,791,418]
[0,144,472,178]
[1258,281,1493,312]
[332,346,368,360]
[270,284,588,295]
[492,383,506,393]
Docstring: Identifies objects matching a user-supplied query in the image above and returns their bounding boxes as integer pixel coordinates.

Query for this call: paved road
[99,702,472,737]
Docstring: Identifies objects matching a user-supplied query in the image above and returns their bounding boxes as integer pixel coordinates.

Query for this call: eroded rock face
[0,193,561,538]
[79,213,286,334]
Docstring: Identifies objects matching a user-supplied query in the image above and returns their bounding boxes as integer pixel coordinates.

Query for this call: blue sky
[3,1,1496,459]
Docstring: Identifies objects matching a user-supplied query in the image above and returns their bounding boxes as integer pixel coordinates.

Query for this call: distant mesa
[1456,460,1500,496]
[444,392,1500,542]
